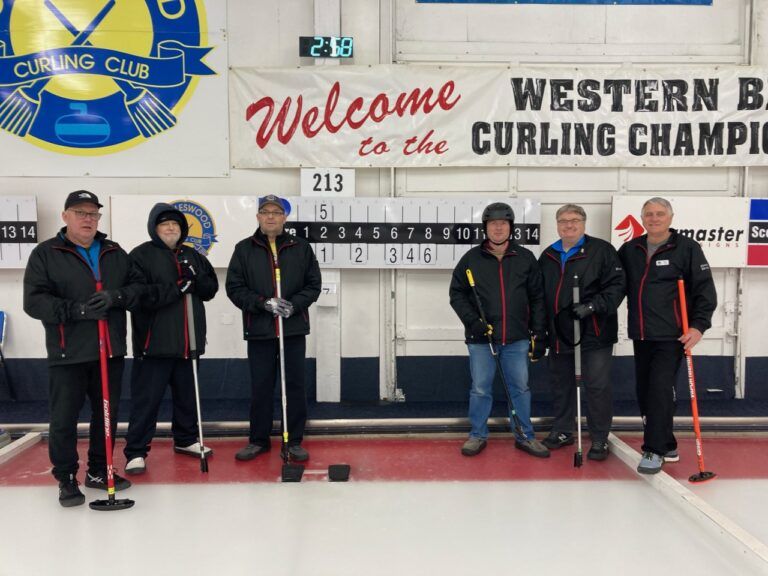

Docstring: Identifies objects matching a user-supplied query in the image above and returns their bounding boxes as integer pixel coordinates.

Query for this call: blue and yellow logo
[0,0,214,155]
[172,199,216,256]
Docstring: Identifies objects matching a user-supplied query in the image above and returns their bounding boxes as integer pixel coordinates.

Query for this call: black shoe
[235,443,270,461]
[588,441,609,461]
[542,432,575,450]
[58,474,85,508]
[85,470,131,491]
[283,445,309,462]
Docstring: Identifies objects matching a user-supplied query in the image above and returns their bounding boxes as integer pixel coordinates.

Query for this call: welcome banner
[232,65,768,169]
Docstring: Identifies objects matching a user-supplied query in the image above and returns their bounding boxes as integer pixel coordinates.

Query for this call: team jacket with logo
[449,241,546,345]
[23,229,143,366]
[538,235,626,354]
[618,229,717,341]
[129,204,219,359]
[226,229,321,340]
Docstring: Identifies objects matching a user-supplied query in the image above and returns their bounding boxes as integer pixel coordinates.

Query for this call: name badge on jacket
[656,259,670,266]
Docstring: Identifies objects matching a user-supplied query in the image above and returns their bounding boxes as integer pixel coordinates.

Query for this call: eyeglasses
[556,218,584,226]
[258,210,285,217]
[68,209,102,221]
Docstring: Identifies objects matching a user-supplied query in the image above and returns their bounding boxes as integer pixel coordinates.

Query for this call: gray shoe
[461,437,487,456]
[285,445,309,462]
[664,449,680,463]
[515,438,550,458]
[235,443,270,461]
[637,451,664,474]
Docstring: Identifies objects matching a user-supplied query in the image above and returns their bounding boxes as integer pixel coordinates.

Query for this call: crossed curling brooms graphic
[0,0,176,139]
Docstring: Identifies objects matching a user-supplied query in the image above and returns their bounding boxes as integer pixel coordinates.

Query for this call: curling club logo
[614,214,645,243]
[0,0,214,155]
[172,199,217,256]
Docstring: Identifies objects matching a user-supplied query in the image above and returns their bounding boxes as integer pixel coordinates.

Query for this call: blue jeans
[467,339,533,441]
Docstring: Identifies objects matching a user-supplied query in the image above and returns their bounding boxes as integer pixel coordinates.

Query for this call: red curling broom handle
[677,278,708,476]
[96,281,117,500]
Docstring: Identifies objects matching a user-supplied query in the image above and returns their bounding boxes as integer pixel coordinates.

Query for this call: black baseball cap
[65,190,102,210]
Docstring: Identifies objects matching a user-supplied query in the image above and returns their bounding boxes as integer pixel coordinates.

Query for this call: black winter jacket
[539,235,626,353]
[130,203,219,359]
[226,229,321,340]
[618,229,717,341]
[449,241,546,345]
[23,229,143,366]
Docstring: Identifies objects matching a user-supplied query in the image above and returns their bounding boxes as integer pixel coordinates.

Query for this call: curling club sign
[0,0,214,155]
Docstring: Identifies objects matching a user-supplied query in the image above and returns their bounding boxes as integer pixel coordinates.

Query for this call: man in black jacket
[123,203,219,475]
[539,204,625,461]
[619,197,717,474]
[449,202,549,458]
[226,195,321,462]
[24,190,142,507]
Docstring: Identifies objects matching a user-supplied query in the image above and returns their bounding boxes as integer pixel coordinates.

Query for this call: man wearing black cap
[449,202,550,459]
[24,190,143,507]
[123,203,219,475]
[226,194,321,462]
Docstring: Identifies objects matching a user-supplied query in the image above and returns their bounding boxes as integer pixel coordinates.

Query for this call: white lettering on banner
[231,66,768,169]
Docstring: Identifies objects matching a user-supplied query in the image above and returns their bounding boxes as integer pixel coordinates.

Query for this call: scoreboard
[284,197,540,269]
[0,196,37,268]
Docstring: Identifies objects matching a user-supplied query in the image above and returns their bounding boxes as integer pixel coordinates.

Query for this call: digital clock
[299,36,354,58]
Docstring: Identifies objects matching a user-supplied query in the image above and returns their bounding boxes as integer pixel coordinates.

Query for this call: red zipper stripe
[498,261,507,345]
[58,324,65,355]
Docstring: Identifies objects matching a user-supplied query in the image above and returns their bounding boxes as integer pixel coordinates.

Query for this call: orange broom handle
[677,278,707,472]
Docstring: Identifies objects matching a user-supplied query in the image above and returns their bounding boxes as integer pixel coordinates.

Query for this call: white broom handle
[185,293,206,451]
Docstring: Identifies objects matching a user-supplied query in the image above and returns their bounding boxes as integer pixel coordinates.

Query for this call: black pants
[548,346,614,442]
[124,357,199,460]
[247,336,307,447]
[632,340,683,456]
[48,358,123,481]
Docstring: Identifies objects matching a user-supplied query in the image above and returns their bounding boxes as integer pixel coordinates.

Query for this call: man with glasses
[226,195,321,462]
[123,203,219,475]
[24,190,142,506]
[538,204,625,461]
[619,197,716,474]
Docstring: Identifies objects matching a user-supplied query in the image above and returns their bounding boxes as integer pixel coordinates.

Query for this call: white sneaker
[174,442,213,457]
[125,457,146,475]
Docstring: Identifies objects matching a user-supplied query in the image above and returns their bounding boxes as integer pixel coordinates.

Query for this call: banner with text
[610,196,750,268]
[232,65,768,169]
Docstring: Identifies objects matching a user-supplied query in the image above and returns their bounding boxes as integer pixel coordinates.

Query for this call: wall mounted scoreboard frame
[284,197,540,269]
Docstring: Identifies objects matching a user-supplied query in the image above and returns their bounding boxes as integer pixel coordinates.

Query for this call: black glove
[265,297,294,318]
[571,302,595,320]
[86,290,121,313]
[470,318,493,339]
[71,301,107,321]
[178,257,197,281]
[528,334,547,362]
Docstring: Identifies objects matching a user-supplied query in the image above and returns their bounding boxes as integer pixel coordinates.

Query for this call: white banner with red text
[231,65,768,169]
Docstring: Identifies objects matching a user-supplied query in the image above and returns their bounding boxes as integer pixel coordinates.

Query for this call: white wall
[2,0,767,399]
